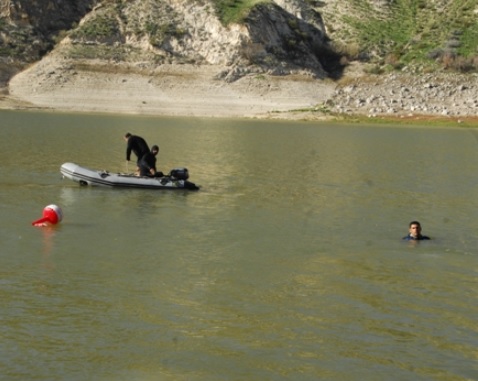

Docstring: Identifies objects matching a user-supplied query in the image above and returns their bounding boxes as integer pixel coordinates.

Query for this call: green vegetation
[69,13,120,42]
[339,114,478,129]
[211,0,269,25]
[67,43,167,65]
[68,44,127,60]
[342,0,478,72]
[145,21,186,47]
[1,0,477,74]
[0,18,47,62]
[210,0,477,72]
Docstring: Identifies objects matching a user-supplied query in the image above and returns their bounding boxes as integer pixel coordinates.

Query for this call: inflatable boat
[60,162,199,190]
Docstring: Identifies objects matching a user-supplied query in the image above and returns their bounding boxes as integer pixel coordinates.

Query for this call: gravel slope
[2,58,477,122]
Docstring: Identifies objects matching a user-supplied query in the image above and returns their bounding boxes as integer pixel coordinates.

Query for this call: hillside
[1,0,477,120]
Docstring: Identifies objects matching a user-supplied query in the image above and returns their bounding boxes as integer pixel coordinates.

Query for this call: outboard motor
[169,168,189,180]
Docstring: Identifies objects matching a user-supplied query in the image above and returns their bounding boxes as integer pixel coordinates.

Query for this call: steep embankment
[5,0,339,116]
[0,0,98,85]
[1,0,477,120]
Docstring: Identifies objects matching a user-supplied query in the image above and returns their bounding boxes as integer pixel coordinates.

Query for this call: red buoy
[32,204,63,227]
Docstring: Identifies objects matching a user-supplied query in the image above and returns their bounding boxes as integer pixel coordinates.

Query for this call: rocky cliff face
[62,0,337,80]
[1,0,340,87]
[2,0,477,78]
[2,0,477,119]
[0,0,98,86]
[1,0,97,34]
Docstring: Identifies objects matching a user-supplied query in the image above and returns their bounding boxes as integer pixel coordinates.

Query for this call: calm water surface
[1,110,478,381]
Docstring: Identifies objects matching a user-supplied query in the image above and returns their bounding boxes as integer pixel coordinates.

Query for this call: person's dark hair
[125,132,132,138]
[409,220,421,228]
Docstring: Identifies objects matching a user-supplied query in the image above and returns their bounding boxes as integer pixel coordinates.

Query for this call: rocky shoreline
[329,71,478,121]
[1,60,477,125]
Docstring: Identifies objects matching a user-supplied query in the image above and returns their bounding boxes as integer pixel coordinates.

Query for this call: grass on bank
[342,0,478,72]
[2,0,477,75]
[209,0,478,72]
[340,114,478,129]
[279,107,478,128]
[211,0,269,25]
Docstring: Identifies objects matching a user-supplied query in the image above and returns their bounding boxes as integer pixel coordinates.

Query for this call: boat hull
[60,163,199,190]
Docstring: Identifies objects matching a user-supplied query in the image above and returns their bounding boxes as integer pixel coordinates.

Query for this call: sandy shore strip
[3,59,336,119]
[2,58,478,125]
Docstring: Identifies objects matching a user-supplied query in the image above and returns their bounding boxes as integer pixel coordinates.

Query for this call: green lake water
[1,110,478,381]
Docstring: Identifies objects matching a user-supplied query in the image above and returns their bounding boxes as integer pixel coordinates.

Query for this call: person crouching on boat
[138,145,164,177]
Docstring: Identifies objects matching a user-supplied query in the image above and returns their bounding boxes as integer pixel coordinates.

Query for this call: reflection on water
[1,110,478,381]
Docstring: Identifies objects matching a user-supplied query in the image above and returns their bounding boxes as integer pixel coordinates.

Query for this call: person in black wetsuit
[138,145,163,177]
[124,133,150,170]
[403,221,430,241]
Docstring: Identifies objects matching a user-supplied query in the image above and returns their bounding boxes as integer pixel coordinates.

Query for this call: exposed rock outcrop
[1,0,97,35]
[1,0,477,120]
[0,0,98,85]
[329,69,478,118]
[1,0,339,82]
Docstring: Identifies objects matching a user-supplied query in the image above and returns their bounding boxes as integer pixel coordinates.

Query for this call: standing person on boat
[403,221,430,240]
[124,132,150,170]
[138,145,163,177]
